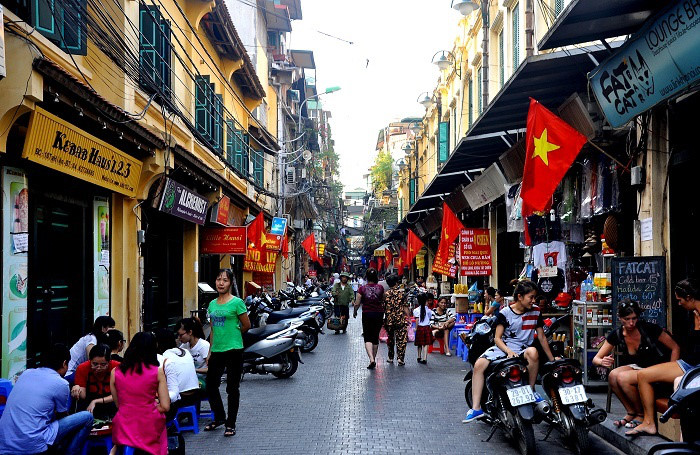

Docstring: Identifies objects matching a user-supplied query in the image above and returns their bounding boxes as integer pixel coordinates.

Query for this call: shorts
[362,312,384,344]
[677,359,697,373]
[480,345,527,361]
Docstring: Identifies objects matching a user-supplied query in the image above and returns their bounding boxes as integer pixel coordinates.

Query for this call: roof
[406,44,619,214]
[201,0,266,100]
[538,0,671,51]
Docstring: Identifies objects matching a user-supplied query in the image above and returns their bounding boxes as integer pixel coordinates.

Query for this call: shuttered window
[195,76,223,153]
[409,177,416,206]
[499,31,505,87]
[32,0,87,55]
[477,67,483,115]
[512,3,520,71]
[139,6,172,98]
[468,78,473,127]
[555,0,564,16]
[252,149,264,186]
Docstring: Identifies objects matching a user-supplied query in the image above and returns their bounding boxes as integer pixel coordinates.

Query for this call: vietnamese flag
[301,233,321,264]
[281,233,289,259]
[521,98,587,217]
[406,229,424,265]
[377,256,384,271]
[246,212,265,248]
[437,202,463,261]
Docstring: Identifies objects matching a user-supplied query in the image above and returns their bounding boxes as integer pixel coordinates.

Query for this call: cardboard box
[455,297,469,314]
[656,412,681,441]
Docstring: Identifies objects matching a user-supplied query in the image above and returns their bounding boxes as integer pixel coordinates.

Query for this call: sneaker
[462,408,484,423]
[533,391,545,403]
[445,351,452,357]
[387,358,394,363]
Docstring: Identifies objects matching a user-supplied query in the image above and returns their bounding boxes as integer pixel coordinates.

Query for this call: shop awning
[405,44,618,217]
[538,0,672,51]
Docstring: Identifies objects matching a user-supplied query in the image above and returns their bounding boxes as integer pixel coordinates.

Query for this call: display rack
[572,299,614,386]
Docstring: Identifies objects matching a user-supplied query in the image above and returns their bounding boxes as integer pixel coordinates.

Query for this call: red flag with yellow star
[437,202,463,261]
[521,98,587,217]
[406,229,424,265]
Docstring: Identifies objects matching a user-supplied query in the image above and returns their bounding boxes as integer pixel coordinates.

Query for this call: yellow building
[0,0,298,379]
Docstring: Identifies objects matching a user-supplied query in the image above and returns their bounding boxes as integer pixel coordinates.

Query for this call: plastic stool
[122,447,137,455]
[173,405,199,434]
[428,337,445,354]
[449,324,467,351]
[198,397,213,420]
[81,435,112,455]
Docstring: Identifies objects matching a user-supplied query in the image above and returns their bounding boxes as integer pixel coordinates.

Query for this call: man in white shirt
[155,329,201,421]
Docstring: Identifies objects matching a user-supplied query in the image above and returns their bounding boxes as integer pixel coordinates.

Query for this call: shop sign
[415,251,426,269]
[432,243,457,278]
[270,217,288,236]
[308,270,317,277]
[590,0,700,128]
[22,107,142,197]
[252,271,275,291]
[260,231,282,251]
[201,226,247,254]
[460,228,492,276]
[158,178,208,225]
[462,164,507,210]
[243,248,278,273]
[209,196,231,226]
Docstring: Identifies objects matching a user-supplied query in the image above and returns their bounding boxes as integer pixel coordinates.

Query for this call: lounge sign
[590,0,700,127]
[22,107,142,197]
[158,178,208,225]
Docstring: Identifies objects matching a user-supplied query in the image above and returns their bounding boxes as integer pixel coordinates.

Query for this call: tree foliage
[370,150,394,194]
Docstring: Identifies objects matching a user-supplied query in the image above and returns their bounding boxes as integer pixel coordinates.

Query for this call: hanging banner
[432,243,457,278]
[460,228,492,276]
[93,197,110,317]
[22,107,142,197]
[243,248,278,273]
[590,0,700,127]
[201,226,247,254]
[415,251,426,269]
[158,178,209,225]
[2,167,28,382]
[209,196,231,226]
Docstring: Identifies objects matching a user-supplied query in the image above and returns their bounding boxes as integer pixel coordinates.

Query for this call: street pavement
[184,314,624,454]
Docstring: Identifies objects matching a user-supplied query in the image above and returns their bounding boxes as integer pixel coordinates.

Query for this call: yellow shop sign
[22,107,142,197]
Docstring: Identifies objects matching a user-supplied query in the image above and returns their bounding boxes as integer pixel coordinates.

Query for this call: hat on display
[555,292,573,308]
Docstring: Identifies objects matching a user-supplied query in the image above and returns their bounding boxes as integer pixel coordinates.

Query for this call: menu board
[611,256,666,328]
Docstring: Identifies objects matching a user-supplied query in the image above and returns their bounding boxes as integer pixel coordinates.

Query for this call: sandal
[625,419,643,429]
[204,421,225,431]
[613,414,637,427]
[398,360,405,366]
[625,428,657,438]
[224,426,236,437]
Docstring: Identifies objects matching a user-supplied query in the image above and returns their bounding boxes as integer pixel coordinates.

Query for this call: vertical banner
[438,121,449,164]
[2,167,29,381]
[94,197,110,317]
[460,228,492,276]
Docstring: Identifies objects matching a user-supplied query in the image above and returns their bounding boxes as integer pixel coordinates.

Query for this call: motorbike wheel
[513,412,537,455]
[562,409,590,455]
[301,329,319,353]
[465,380,473,407]
[272,352,299,379]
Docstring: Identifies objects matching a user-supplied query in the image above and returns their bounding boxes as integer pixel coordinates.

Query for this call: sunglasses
[619,300,638,309]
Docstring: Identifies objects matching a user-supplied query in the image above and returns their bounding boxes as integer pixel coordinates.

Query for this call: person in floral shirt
[383,274,409,365]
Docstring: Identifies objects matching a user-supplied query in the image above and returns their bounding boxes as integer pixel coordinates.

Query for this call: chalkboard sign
[611,256,666,328]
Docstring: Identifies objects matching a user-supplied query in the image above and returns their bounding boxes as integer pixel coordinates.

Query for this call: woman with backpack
[592,299,679,429]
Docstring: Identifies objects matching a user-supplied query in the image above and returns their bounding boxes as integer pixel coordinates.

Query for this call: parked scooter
[278,284,333,320]
[537,358,607,454]
[241,321,303,379]
[247,296,324,353]
[648,366,700,455]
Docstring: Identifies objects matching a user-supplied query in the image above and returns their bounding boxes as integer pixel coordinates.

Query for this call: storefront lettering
[51,129,132,179]
[179,190,207,214]
[616,261,657,275]
[598,49,654,116]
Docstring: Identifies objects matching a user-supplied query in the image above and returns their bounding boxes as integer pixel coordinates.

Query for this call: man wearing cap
[331,272,354,334]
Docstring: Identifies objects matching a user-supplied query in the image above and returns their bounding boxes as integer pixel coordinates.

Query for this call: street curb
[590,419,667,455]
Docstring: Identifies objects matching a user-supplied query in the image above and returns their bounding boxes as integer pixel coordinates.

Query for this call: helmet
[555,292,572,308]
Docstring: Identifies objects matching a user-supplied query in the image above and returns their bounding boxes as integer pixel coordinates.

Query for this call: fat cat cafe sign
[590,0,700,127]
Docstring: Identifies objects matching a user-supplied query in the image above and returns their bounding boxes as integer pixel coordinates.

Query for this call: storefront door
[28,192,89,366]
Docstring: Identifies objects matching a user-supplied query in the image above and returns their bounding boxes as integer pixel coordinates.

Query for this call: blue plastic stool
[198,397,213,420]
[173,405,199,434]
[449,324,467,351]
[81,434,112,455]
[0,378,13,418]
[122,447,137,455]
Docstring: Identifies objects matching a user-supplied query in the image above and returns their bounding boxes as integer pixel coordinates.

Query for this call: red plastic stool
[428,337,445,354]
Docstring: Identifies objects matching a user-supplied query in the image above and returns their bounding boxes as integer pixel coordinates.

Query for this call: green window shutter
[477,67,483,114]
[468,78,473,127]
[513,3,520,71]
[213,93,223,153]
[195,75,211,141]
[139,6,159,91]
[32,0,59,41]
[555,0,564,16]
[159,19,172,98]
[499,32,505,87]
[252,149,264,186]
[32,0,86,55]
[225,120,235,166]
[409,178,415,206]
[438,121,449,164]
[233,131,249,176]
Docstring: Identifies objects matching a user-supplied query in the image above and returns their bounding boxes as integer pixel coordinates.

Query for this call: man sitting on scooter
[463,280,556,423]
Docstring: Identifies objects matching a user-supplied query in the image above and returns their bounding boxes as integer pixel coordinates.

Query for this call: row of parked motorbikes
[230,283,333,380]
[462,313,700,455]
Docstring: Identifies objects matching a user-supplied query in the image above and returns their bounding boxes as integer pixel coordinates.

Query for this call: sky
[290,0,462,193]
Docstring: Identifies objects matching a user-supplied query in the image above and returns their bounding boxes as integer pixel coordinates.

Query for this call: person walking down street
[110,332,170,455]
[383,274,409,365]
[0,344,94,455]
[204,268,251,437]
[353,267,385,369]
[626,279,700,437]
[431,297,456,356]
[413,294,433,364]
[331,272,354,334]
[592,299,679,428]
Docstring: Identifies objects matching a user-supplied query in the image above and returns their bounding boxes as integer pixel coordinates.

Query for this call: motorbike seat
[266,307,308,323]
[244,323,290,345]
[487,356,526,374]
[541,358,578,375]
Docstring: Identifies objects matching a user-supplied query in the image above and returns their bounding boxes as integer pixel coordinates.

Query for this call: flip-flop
[613,415,636,427]
[224,426,236,437]
[625,419,643,429]
[625,428,657,438]
[204,421,225,431]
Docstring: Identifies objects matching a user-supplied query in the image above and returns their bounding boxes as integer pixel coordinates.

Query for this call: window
[499,31,505,87]
[225,120,249,176]
[468,78,473,127]
[477,67,483,115]
[195,76,223,153]
[251,149,264,186]
[139,6,172,98]
[12,0,88,55]
[409,177,416,206]
[512,3,520,71]
[555,0,564,16]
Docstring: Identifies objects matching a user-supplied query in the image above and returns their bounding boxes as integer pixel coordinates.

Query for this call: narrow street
[186,315,622,454]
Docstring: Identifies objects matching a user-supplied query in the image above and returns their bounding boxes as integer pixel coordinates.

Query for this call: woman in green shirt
[204,269,251,437]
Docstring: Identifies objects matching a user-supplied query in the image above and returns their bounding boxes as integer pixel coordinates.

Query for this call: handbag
[407,321,415,342]
[327,317,342,331]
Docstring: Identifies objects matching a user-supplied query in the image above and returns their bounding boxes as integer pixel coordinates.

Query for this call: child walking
[413,294,433,364]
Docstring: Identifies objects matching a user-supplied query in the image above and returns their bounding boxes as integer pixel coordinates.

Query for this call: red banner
[432,242,457,278]
[243,248,278,273]
[460,228,492,276]
[260,231,283,251]
[201,227,247,254]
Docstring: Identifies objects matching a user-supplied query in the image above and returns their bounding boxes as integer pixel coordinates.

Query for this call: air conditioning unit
[285,167,296,184]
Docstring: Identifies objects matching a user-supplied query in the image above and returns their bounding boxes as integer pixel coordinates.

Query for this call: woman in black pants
[204,269,251,437]
[353,268,385,369]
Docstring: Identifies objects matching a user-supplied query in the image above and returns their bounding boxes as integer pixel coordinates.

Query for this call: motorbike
[538,358,607,455]
[247,295,324,353]
[463,316,538,455]
[648,365,700,455]
[278,284,333,320]
[241,320,304,379]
